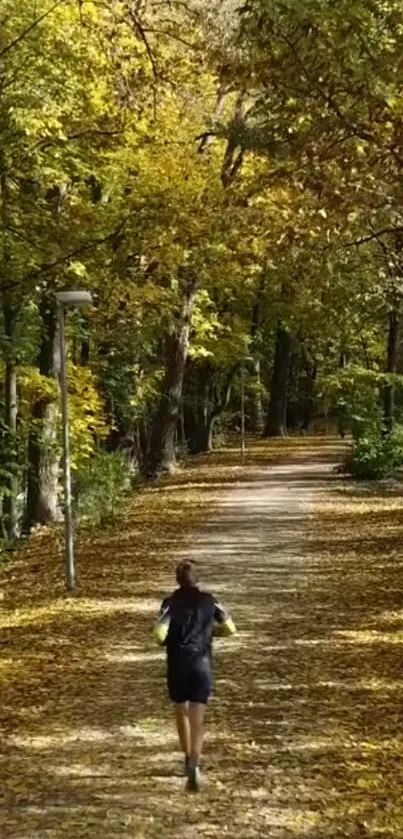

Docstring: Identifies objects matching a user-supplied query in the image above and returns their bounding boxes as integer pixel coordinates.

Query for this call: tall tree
[25,296,60,528]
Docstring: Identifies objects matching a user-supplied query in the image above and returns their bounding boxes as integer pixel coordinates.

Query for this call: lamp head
[56,290,93,307]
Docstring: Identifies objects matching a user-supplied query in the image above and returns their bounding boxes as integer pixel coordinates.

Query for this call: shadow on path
[2,439,402,837]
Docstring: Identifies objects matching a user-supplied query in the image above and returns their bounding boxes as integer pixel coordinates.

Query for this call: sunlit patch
[103,650,164,663]
[294,637,339,647]
[0,656,23,674]
[0,596,157,630]
[6,721,180,752]
[52,762,112,778]
[6,728,115,749]
[377,609,403,625]
[334,628,403,645]
[316,674,403,693]
[253,679,303,691]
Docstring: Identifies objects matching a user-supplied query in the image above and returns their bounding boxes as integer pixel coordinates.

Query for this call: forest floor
[2,437,403,838]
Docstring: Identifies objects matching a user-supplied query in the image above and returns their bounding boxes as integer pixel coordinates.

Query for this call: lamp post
[56,290,93,591]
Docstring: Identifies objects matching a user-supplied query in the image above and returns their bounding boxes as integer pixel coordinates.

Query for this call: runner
[153,558,236,792]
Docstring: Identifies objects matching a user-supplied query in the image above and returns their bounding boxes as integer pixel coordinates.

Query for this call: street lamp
[56,290,93,591]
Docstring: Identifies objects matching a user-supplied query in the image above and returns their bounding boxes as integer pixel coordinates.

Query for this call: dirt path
[3,444,402,838]
[188,457,337,838]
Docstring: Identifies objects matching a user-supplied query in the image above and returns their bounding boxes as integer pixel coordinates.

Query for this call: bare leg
[189,702,206,764]
[174,702,190,757]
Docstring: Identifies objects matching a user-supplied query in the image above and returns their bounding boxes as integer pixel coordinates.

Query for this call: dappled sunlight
[0,597,158,630]
[104,648,164,663]
[7,728,116,749]
[3,438,403,837]
[334,628,403,646]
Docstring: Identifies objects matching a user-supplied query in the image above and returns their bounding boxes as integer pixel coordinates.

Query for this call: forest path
[4,440,401,838]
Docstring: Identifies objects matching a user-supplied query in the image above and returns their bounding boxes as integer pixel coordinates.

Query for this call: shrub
[320,366,383,438]
[340,427,403,480]
[74,451,134,526]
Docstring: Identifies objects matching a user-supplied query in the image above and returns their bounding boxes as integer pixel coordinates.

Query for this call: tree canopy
[2,0,403,537]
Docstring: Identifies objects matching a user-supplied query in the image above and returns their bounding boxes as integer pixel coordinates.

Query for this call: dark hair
[176,559,198,588]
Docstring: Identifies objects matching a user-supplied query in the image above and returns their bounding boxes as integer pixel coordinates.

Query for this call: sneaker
[186,764,201,793]
[184,756,190,776]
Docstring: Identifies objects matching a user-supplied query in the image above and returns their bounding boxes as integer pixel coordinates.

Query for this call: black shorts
[167,656,212,705]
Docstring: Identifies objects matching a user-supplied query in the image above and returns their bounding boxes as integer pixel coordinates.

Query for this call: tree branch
[213,365,239,418]
[198,86,231,153]
[0,0,65,59]
[143,26,197,51]
[0,218,129,296]
[345,225,403,247]
[4,225,48,254]
[127,5,159,79]
[35,126,126,152]
[26,218,129,281]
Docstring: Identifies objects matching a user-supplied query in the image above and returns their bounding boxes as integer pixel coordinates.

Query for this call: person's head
[176,558,198,588]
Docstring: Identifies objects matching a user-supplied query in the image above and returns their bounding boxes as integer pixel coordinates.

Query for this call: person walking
[153,558,236,792]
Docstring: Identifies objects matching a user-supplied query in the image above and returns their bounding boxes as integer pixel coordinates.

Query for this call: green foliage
[74,451,133,526]
[0,416,18,513]
[320,366,395,438]
[211,416,234,450]
[341,427,403,480]
[3,0,403,521]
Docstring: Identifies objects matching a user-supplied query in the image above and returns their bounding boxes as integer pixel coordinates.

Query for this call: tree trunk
[264,326,291,437]
[3,359,18,539]
[383,308,399,434]
[3,302,18,540]
[144,280,197,477]
[337,351,347,439]
[188,362,214,454]
[25,298,61,529]
[188,364,237,455]
[248,359,264,433]
[1,169,19,539]
[248,267,266,434]
[301,364,317,432]
[190,414,216,455]
[286,351,298,431]
[80,337,90,366]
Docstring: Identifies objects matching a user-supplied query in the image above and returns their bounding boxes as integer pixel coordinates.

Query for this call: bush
[74,451,134,526]
[320,366,385,439]
[340,427,403,480]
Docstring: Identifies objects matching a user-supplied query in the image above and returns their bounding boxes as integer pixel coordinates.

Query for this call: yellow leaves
[129,367,164,417]
[0,597,156,632]
[18,365,58,407]
[68,364,109,467]
[67,260,88,280]
[2,439,403,835]
[356,776,379,791]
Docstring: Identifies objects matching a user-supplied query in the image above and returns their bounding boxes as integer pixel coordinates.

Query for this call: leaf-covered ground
[1,438,403,838]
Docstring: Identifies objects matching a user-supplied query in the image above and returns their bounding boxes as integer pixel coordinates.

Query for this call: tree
[209,0,403,435]
[0,0,156,526]
[25,296,60,528]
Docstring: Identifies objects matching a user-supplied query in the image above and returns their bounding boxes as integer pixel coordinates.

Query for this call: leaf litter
[1,438,403,837]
